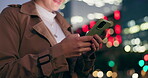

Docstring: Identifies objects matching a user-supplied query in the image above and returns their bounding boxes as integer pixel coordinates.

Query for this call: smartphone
[85,19,112,36]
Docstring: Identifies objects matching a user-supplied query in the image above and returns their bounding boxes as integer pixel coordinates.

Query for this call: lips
[53,0,62,5]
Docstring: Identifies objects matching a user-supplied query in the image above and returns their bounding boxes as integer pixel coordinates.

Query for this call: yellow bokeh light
[112,72,118,78]
[124,45,131,52]
[123,28,129,34]
[129,25,140,34]
[92,70,98,77]
[113,40,119,47]
[106,41,112,48]
[140,22,148,31]
[141,70,146,77]
[106,71,113,77]
[103,38,108,43]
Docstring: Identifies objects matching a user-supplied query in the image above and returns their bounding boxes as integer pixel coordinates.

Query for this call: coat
[0,1,95,78]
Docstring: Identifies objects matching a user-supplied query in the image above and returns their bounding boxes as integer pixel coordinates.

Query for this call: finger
[77,42,92,48]
[78,36,93,42]
[101,30,106,39]
[71,34,80,37]
[70,52,83,57]
[77,47,91,53]
[93,34,103,44]
[64,52,82,58]
[91,39,100,51]
[91,43,97,51]
[92,38,100,48]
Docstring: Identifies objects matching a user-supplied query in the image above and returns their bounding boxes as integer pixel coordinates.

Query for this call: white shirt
[35,3,66,43]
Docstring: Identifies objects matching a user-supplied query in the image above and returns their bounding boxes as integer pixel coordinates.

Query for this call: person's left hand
[91,34,103,51]
[83,34,103,57]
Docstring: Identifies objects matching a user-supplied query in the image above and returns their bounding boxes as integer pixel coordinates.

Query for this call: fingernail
[77,34,80,37]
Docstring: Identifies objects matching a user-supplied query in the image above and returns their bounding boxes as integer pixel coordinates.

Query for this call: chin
[53,8,60,11]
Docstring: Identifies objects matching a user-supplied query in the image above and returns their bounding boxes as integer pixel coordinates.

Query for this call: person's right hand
[51,34,93,58]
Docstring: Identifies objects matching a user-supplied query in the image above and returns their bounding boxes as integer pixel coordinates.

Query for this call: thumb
[71,34,80,37]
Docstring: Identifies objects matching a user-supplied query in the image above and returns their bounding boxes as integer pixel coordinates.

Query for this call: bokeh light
[124,45,131,52]
[132,73,139,78]
[143,65,148,72]
[97,71,104,78]
[106,71,113,77]
[144,54,148,61]
[138,60,145,67]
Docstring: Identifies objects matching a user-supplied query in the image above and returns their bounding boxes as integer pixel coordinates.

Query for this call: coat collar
[20,0,38,16]
[20,1,71,46]
[20,0,70,29]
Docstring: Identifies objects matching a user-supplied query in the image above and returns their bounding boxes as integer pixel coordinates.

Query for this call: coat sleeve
[0,7,68,78]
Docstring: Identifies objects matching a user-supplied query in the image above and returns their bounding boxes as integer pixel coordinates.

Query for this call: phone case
[85,19,112,36]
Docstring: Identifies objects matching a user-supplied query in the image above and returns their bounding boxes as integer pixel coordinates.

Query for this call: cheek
[63,0,65,3]
[63,0,66,4]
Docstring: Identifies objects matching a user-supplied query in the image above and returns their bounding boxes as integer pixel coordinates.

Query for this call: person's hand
[91,34,103,51]
[83,34,103,57]
[51,34,94,58]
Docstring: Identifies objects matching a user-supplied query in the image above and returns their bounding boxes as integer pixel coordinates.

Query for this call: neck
[34,0,53,12]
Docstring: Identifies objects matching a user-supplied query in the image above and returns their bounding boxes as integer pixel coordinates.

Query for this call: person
[0,0,103,78]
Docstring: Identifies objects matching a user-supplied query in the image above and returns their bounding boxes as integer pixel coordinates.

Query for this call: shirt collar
[20,0,71,30]
[35,3,56,23]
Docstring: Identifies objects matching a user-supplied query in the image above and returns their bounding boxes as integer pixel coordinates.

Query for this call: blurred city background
[0,0,148,78]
